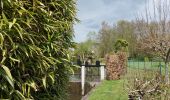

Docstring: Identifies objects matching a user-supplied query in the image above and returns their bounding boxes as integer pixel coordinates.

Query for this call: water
[68,82,93,100]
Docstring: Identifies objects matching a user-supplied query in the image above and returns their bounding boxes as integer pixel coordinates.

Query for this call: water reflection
[68,82,93,100]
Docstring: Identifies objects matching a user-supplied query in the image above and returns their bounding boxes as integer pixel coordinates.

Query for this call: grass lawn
[88,80,128,100]
[88,61,167,100]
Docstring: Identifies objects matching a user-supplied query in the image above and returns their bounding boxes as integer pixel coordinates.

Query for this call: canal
[68,82,94,100]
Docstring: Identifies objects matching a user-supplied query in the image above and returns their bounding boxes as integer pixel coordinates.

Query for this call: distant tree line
[75,18,170,60]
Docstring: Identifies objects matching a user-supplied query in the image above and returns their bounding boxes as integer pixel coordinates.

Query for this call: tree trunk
[165,48,170,84]
[165,62,169,84]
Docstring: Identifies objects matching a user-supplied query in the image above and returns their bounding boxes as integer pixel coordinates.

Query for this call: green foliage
[73,31,98,62]
[97,22,115,57]
[144,57,149,62]
[0,0,76,99]
[74,40,96,62]
[114,39,128,52]
[97,21,136,58]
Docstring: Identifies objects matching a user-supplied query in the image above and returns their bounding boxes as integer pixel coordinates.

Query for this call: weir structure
[77,60,105,95]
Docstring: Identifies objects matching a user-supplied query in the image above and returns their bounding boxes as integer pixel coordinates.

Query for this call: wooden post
[81,66,85,95]
[100,66,105,80]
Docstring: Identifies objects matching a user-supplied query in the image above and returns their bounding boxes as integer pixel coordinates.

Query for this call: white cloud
[74,0,146,42]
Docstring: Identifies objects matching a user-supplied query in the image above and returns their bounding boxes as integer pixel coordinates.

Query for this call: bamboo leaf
[2,12,8,23]
[9,22,13,29]
[0,33,4,47]
[36,1,45,6]
[14,23,23,40]
[42,76,47,89]
[30,81,37,91]
[9,56,20,62]
[18,9,24,15]
[3,31,14,45]
[1,65,14,88]
[49,72,55,84]
[1,57,6,64]
[9,18,17,29]
[2,65,13,80]
[0,20,3,29]
[15,90,26,100]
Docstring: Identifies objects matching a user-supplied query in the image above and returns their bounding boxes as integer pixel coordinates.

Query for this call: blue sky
[73,0,148,42]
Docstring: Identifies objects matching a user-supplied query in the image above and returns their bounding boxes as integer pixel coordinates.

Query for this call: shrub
[114,39,128,53]
[105,52,127,80]
[0,0,76,99]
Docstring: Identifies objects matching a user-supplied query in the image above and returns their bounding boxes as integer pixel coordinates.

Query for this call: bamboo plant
[0,0,77,99]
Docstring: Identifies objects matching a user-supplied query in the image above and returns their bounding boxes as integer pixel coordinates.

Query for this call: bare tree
[98,21,115,57]
[136,0,170,84]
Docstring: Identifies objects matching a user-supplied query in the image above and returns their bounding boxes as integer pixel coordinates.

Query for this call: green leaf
[0,33,4,47]
[18,9,24,15]
[49,72,55,84]
[0,20,3,29]
[2,12,8,23]
[30,81,37,91]
[1,57,6,64]
[14,23,23,40]
[2,65,13,81]
[9,22,13,29]
[7,0,11,2]
[9,56,20,62]
[36,1,45,6]
[1,65,14,88]
[15,90,26,100]
[2,31,14,45]
[42,76,46,89]
[9,18,17,29]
